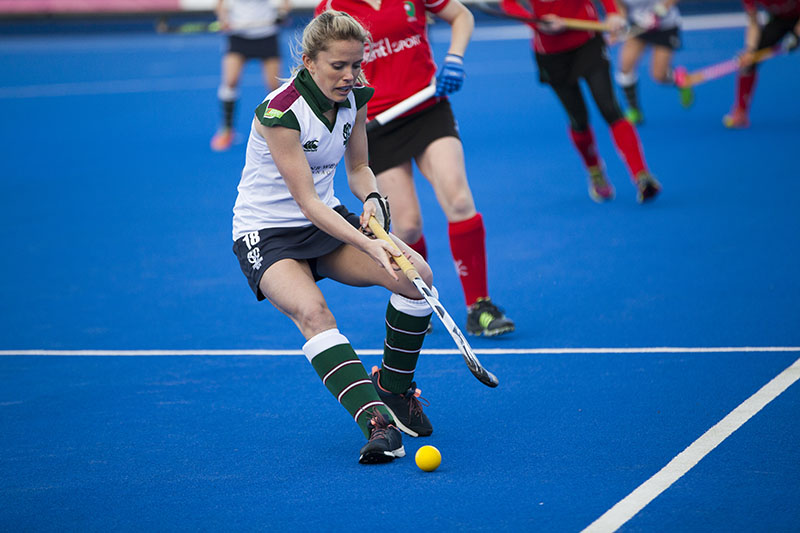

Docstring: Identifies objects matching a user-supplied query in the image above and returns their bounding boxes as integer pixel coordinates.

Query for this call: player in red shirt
[723,0,800,128]
[501,0,661,203]
[315,0,515,343]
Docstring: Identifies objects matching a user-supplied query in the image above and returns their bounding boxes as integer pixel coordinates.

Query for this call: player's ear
[302,53,314,74]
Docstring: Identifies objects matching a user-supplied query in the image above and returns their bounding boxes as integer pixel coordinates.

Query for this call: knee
[651,67,670,84]
[445,189,476,220]
[392,216,423,244]
[296,302,336,335]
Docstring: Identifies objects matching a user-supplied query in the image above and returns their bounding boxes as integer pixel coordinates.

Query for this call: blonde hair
[292,10,371,85]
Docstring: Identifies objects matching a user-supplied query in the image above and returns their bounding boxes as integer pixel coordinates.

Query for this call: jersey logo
[263,107,284,119]
[303,139,319,152]
[342,123,352,146]
[403,1,416,21]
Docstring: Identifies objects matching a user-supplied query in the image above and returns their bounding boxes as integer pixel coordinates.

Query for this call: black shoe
[358,410,405,464]
[466,298,515,337]
[635,171,662,203]
[370,367,432,437]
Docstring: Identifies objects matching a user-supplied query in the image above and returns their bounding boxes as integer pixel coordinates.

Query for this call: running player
[232,11,435,463]
[211,0,291,151]
[723,0,800,128]
[315,0,516,339]
[615,0,693,125]
[501,0,661,203]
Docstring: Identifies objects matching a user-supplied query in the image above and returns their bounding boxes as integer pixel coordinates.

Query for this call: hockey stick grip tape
[367,217,420,281]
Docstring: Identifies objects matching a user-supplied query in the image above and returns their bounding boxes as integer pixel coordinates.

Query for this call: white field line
[0,13,747,100]
[582,355,800,533]
[1,346,798,356]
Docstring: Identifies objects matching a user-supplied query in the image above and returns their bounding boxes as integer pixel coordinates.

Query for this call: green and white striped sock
[380,293,432,394]
[303,329,391,438]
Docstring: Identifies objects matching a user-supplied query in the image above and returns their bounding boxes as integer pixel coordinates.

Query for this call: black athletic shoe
[635,171,662,204]
[370,367,432,437]
[466,298,515,337]
[358,411,405,464]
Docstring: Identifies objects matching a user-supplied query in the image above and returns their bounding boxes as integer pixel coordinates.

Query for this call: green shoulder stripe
[255,101,301,131]
[353,86,375,110]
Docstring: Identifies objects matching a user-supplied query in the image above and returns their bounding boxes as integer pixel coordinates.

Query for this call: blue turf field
[1,12,799,532]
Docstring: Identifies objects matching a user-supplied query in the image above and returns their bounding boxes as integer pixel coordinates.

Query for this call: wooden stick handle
[367,217,420,280]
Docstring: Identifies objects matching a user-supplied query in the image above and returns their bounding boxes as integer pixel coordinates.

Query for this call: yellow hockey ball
[415,445,441,472]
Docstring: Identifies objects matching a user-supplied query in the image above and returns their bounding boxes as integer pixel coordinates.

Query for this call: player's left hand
[435,54,465,96]
[361,192,391,233]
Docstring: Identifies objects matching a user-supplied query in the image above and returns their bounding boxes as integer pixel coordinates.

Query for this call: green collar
[294,68,351,131]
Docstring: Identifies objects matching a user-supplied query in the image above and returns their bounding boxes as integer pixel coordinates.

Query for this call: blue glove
[435,54,465,96]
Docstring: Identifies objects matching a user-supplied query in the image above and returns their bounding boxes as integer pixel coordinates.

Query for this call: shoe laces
[372,366,429,418]
[472,298,505,318]
[403,385,429,418]
[367,409,391,441]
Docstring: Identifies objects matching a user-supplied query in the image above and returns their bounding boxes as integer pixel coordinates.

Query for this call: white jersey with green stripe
[232,69,374,239]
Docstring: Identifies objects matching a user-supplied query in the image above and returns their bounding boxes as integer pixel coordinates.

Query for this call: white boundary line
[0,346,798,356]
[583,356,800,533]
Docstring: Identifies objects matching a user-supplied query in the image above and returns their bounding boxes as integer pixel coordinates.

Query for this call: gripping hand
[435,54,465,96]
[364,192,391,233]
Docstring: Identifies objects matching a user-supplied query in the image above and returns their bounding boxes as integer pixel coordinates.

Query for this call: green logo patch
[263,108,284,119]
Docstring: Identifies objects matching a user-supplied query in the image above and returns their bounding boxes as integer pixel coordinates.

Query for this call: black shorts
[759,14,800,49]
[634,26,681,50]
[367,98,460,175]
[232,205,360,301]
[226,34,280,60]
[535,36,610,87]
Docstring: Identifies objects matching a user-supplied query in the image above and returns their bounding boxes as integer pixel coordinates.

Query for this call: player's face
[304,39,365,103]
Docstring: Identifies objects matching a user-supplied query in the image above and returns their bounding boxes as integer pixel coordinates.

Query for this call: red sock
[408,235,428,260]
[610,119,647,179]
[448,213,488,307]
[735,71,757,112]
[569,127,601,169]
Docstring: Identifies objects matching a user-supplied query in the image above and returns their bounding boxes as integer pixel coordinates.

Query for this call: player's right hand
[537,14,565,34]
[364,238,401,281]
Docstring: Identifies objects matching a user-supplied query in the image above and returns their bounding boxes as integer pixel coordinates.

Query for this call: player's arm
[260,120,400,277]
[259,122,366,246]
[344,105,378,218]
[433,0,473,95]
[215,0,230,30]
[435,0,474,57]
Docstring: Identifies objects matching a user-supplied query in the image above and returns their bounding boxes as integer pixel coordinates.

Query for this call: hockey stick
[475,1,647,39]
[475,1,608,32]
[365,84,436,133]
[674,43,787,89]
[367,217,499,388]
[156,17,284,34]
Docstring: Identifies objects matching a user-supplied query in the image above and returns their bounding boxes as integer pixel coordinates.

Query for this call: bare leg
[375,161,423,245]
[414,136,476,223]
[261,57,282,91]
